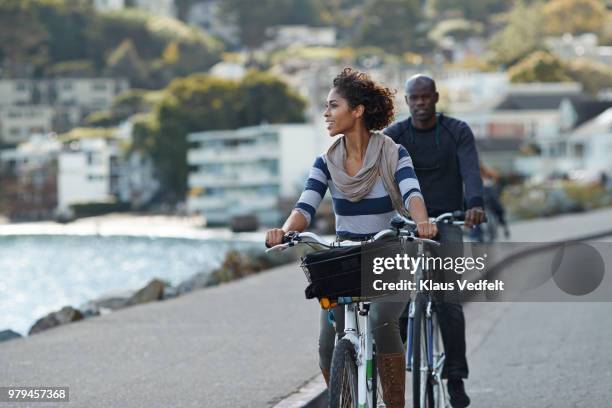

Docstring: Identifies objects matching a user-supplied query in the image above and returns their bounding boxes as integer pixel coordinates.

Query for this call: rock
[95,296,130,310]
[0,329,22,342]
[29,306,84,335]
[162,285,178,299]
[78,301,101,318]
[126,279,165,306]
[176,272,216,294]
[93,289,133,310]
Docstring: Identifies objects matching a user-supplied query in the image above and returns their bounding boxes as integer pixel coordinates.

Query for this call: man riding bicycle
[384,74,485,408]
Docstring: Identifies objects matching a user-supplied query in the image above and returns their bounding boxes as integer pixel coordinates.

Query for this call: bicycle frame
[339,302,376,408]
[403,213,468,408]
[266,212,467,408]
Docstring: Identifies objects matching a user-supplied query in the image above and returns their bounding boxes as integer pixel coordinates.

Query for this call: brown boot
[377,352,406,408]
[321,367,330,387]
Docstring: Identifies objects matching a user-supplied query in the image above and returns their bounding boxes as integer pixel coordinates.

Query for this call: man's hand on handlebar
[417,221,438,239]
[265,228,286,248]
[465,206,486,228]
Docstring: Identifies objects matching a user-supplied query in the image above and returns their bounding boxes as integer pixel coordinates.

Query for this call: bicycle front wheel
[329,338,359,408]
[411,294,434,408]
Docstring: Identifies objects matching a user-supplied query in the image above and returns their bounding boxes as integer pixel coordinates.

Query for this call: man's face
[405,82,439,122]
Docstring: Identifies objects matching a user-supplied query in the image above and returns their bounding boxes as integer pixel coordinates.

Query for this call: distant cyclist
[266,68,437,408]
[481,163,510,239]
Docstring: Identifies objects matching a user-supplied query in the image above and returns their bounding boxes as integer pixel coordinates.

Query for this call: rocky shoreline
[0,247,298,342]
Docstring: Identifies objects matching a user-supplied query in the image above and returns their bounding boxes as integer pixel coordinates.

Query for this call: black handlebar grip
[390,215,406,230]
[452,210,466,221]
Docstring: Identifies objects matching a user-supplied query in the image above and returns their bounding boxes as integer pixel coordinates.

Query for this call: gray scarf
[325,131,409,217]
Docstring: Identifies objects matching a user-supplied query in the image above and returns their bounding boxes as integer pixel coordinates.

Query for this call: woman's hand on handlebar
[265,228,286,248]
[417,221,438,239]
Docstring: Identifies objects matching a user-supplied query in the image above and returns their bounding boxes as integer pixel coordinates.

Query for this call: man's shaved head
[405,74,436,94]
[404,74,439,127]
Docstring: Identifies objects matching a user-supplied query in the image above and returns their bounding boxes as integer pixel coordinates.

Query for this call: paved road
[0,263,322,408]
[464,301,612,407]
[458,208,612,407]
[1,208,612,407]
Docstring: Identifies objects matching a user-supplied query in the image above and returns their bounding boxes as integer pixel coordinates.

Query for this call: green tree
[237,70,306,125]
[543,0,605,35]
[138,72,305,199]
[488,0,546,67]
[106,39,149,87]
[89,9,222,86]
[428,18,484,46]
[507,51,571,83]
[84,89,151,127]
[219,0,322,49]
[565,58,612,96]
[352,0,422,55]
[35,0,93,64]
[174,0,198,22]
[430,0,510,22]
[0,0,49,76]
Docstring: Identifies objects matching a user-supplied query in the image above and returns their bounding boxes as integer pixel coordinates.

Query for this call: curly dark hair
[332,67,396,131]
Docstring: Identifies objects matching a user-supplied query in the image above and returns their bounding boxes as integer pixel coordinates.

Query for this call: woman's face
[324,88,361,136]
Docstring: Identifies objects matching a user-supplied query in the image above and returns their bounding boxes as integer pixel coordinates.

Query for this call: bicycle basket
[300,238,403,303]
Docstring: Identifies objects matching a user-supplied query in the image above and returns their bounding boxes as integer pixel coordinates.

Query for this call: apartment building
[0,78,128,108]
[0,106,54,145]
[0,78,129,144]
[187,124,321,226]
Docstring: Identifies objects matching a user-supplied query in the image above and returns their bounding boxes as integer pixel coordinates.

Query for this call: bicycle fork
[343,303,374,408]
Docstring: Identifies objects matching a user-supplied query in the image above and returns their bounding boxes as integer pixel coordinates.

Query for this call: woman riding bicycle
[265,67,437,408]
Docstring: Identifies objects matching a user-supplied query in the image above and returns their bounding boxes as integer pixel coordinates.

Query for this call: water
[0,235,260,335]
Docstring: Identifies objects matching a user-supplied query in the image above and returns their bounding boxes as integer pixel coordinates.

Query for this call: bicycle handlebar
[265,224,440,253]
[265,211,486,252]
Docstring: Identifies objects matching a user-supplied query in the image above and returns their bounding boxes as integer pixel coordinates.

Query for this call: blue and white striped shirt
[294,145,423,239]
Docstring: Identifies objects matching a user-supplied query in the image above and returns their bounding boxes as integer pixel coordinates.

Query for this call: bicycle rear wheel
[411,293,434,408]
[329,338,359,408]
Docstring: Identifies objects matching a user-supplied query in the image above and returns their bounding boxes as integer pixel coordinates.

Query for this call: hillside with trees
[0,0,222,88]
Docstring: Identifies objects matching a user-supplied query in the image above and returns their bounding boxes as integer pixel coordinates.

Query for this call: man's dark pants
[399,223,469,379]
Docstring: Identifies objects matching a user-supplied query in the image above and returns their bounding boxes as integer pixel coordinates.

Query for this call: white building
[57,124,159,213]
[524,107,612,181]
[52,78,129,111]
[133,0,176,17]
[0,79,33,106]
[0,78,129,109]
[92,0,125,12]
[546,33,612,66]
[564,108,612,180]
[0,106,54,145]
[0,78,129,142]
[57,138,121,213]
[450,82,586,173]
[187,124,323,225]
[440,71,509,115]
[264,25,337,51]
